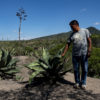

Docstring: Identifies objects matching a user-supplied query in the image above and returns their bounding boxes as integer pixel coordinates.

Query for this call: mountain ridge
[32,26,100,41]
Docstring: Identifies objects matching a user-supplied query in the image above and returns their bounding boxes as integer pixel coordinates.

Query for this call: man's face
[70,24,79,32]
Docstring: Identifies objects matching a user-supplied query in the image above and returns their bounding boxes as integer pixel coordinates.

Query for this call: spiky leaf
[28,62,40,69]
[28,63,45,71]
[0,50,2,61]
[42,48,50,64]
[29,71,41,83]
[0,49,19,79]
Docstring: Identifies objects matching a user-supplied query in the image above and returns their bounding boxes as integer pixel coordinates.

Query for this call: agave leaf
[6,53,12,66]
[55,64,64,73]
[7,58,18,67]
[1,65,20,75]
[1,49,10,66]
[0,66,16,71]
[55,47,65,58]
[0,50,2,61]
[51,57,60,66]
[0,49,19,79]
[38,59,48,66]
[42,48,50,64]
[39,62,49,69]
[27,62,40,69]
[39,58,51,69]
[28,65,45,72]
[0,50,7,66]
[34,51,39,58]
[29,71,40,83]
[9,48,15,55]
[5,69,19,74]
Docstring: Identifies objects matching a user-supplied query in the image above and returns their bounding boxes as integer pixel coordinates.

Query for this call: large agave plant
[0,49,19,79]
[26,47,72,84]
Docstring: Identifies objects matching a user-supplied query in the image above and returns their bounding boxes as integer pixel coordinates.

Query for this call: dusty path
[0,56,100,100]
[64,72,100,94]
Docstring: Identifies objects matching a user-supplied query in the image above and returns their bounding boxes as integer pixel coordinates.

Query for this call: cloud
[80,8,87,12]
[94,22,100,25]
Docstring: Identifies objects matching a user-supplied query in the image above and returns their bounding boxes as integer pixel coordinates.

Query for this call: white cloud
[94,22,100,25]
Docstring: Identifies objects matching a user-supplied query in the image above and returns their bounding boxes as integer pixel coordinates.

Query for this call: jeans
[72,55,88,85]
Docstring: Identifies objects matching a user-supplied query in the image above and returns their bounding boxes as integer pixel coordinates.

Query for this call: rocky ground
[0,56,100,100]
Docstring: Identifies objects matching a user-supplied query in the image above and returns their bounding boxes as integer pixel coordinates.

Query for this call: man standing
[62,20,92,89]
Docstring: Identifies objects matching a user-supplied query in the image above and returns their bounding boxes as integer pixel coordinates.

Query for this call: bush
[25,47,72,84]
[0,49,19,79]
[88,47,100,78]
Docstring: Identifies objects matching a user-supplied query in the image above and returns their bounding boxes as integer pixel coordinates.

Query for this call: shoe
[81,84,86,90]
[73,83,80,89]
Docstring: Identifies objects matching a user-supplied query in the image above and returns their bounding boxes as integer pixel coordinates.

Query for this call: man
[61,20,92,89]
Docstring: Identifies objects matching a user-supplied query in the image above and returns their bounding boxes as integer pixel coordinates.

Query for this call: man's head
[69,20,80,32]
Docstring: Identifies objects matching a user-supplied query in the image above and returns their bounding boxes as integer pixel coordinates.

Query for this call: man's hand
[61,44,69,57]
[87,51,91,58]
[87,37,92,58]
[61,53,65,57]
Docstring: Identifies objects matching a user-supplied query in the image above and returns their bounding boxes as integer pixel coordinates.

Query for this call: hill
[87,27,100,34]
[32,26,100,41]
[0,27,100,56]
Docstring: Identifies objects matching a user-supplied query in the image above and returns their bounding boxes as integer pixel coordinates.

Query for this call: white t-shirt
[67,28,91,56]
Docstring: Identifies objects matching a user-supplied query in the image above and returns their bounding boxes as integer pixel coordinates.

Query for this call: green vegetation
[0,27,100,79]
[0,49,19,79]
[91,34,100,47]
[88,47,100,78]
[26,48,72,84]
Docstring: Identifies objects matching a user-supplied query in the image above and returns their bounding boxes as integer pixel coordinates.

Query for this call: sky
[0,0,100,40]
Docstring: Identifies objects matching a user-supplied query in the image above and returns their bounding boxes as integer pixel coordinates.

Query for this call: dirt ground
[0,56,100,100]
[64,72,100,94]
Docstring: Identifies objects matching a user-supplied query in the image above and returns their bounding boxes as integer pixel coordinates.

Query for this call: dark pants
[72,55,88,85]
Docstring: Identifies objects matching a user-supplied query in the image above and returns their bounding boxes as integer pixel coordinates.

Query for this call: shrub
[25,47,72,84]
[0,49,19,79]
[88,47,100,78]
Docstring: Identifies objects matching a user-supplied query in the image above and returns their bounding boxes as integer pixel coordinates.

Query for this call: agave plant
[26,47,72,84]
[0,49,19,79]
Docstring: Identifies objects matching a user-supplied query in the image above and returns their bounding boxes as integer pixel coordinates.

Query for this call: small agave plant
[0,49,19,79]
[26,47,72,84]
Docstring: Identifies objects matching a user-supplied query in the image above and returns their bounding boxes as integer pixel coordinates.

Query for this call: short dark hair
[69,20,79,26]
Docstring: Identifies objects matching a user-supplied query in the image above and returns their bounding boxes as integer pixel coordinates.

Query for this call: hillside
[32,26,100,41]
[87,27,100,34]
[0,26,100,55]
[0,27,100,43]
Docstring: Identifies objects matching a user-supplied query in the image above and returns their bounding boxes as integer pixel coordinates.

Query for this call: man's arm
[61,32,73,57]
[61,43,70,56]
[87,37,92,57]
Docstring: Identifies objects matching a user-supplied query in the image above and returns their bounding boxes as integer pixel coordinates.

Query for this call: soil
[0,56,100,100]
